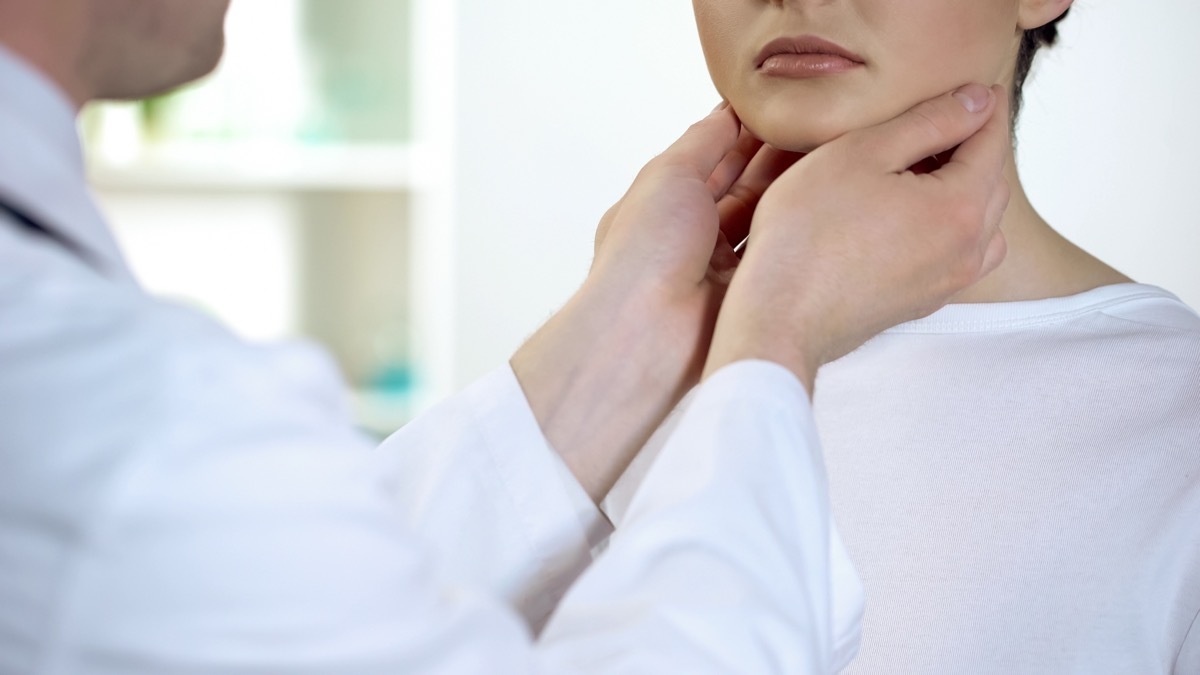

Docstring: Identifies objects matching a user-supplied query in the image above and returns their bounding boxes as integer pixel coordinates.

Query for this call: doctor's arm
[372,104,800,629]
[541,83,1014,671]
[378,84,1012,639]
[54,84,1011,673]
[374,83,1012,665]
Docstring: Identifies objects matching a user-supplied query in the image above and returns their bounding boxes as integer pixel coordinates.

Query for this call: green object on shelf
[103,0,414,148]
[369,362,416,396]
[301,0,412,144]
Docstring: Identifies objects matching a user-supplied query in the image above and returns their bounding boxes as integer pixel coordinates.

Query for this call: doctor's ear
[1018,0,1073,31]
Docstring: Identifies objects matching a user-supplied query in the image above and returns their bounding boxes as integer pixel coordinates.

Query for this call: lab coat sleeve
[537,360,864,673]
[12,256,858,673]
[374,366,612,630]
[52,316,856,673]
[1178,608,1200,674]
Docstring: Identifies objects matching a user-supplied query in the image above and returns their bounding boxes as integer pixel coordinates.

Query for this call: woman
[607,1,1200,672]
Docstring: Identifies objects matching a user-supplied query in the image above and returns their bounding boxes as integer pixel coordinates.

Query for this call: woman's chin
[740,120,841,154]
[736,105,860,154]
[734,94,897,153]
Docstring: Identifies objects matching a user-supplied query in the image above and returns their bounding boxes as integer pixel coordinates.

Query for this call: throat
[949,182,1133,305]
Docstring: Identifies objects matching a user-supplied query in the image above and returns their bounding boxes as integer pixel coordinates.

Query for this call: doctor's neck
[0,0,229,111]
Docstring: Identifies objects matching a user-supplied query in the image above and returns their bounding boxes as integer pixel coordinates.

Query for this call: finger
[982,176,1011,239]
[708,229,741,284]
[979,230,1008,279]
[592,198,624,255]
[853,83,996,174]
[937,86,1012,195]
[717,145,805,247]
[655,105,743,180]
[707,125,765,199]
[969,177,1010,281]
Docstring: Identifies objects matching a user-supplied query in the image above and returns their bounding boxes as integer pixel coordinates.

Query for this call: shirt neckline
[0,45,81,165]
[0,44,134,282]
[884,283,1181,334]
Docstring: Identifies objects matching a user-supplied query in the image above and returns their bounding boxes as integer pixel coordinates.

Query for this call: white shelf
[88,142,435,192]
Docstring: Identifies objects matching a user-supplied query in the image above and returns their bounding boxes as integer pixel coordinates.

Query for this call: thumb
[654,104,743,181]
[852,83,997,173]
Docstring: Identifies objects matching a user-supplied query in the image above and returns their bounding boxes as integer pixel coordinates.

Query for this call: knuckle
[962,245,986,274]
[637,157,670,184]
[844,131,883,162]
[680,121,705,143]
[992,232,1009,259]
[995,179,1012,209]
[946,253,981,292]
[681,116,720,144]
[723,182,761,213]
[594,207,617,244]
[640,154,666,175]
[948,191,984,231]
[909,103,954,144]
[600,201,621,223]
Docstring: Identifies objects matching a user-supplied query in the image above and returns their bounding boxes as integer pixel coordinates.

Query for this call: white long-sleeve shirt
[609,283,1200,674]
[0,45,862,673]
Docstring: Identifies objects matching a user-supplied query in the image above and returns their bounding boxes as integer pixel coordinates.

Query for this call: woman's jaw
[721,61,1019,154]
[694,0,1023,153]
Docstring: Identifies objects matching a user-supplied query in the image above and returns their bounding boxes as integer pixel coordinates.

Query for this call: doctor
[0,0,1010,673]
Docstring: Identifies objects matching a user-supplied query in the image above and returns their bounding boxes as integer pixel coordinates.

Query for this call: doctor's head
[0,0,231,107]
[693,0,1072,152]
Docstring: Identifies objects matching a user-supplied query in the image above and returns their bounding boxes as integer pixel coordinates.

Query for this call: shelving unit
[88,143,434,193]
[84,0,456,437]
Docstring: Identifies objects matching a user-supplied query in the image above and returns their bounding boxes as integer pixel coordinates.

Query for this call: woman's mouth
[755,36,865,78]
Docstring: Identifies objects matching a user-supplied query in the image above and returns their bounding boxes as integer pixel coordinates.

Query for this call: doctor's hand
[705,83,1012,394]
[512,104,799,503]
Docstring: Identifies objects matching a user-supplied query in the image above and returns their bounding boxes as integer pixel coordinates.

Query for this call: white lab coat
[0,45,862,673]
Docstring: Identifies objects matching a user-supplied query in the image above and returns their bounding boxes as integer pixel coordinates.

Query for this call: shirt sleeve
[374,365,612,631]
[13,260,859,672]
[1178,607,1200,674]
[537,360,865,673]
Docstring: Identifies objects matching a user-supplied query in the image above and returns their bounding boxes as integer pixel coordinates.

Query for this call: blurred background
[82,0,1200,436]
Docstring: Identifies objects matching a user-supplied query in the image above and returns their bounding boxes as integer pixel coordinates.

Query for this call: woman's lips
[756,36,865,78]
[761,53,861,77]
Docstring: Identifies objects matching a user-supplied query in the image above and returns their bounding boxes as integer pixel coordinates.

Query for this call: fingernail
[711,100,730,113]
[952,84,991,113]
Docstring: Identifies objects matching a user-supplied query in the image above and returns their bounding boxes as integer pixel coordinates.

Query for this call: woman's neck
[948,150,1133,305]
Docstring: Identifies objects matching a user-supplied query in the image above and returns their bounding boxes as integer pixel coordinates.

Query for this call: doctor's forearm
[511,281,706,504]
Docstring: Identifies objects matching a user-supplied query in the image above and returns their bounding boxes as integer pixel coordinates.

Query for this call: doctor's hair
[1013,9,1070,125]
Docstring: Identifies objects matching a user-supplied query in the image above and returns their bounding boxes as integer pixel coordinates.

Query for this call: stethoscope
[0,196,100,270]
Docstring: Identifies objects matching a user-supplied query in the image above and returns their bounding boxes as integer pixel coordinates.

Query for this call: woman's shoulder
[1092,283,1200,334]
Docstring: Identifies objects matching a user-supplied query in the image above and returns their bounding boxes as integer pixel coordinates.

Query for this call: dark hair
[1012,10,1070,124]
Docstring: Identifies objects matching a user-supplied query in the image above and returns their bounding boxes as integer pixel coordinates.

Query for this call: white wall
[450,1,715,385]
[449,0,1200,387]
[1018,0,1200,312]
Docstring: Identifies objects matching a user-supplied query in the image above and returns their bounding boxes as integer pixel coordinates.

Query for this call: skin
[693,0,1131,304]
[0,0,230,108]
[0,0,1011,505]
[520,87,1011,499]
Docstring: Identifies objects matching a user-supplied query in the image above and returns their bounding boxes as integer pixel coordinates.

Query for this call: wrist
[554,278,703,395]
[702,286,822,396]
[703,331,819,397]
[511,280,706,502]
